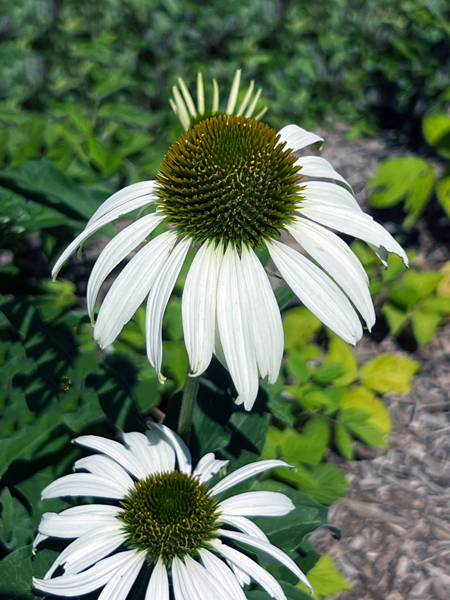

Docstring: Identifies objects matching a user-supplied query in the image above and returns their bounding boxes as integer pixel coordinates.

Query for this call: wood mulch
[308,125,450,600]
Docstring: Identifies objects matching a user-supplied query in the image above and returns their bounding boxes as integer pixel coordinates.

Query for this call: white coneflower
[33,424,311,600]
[52,70,407,410]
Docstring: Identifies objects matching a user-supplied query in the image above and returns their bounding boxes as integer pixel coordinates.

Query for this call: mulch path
[308,125,450,600]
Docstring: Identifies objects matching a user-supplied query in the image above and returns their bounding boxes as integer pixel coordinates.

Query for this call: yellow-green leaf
[299,555,351,599]
[324,334,357,385]
[423,114,450,158]
[437,261,450,298]
[360,354,419,395]
[437,176,450,219]
[283,307,322,351]
[411,310,441,345]
[342,386,391,434]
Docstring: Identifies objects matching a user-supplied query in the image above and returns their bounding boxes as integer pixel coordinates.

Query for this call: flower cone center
[119,471,219,563]
[156,115,303,249]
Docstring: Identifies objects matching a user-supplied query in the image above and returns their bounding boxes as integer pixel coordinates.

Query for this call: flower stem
[178,375,200,444]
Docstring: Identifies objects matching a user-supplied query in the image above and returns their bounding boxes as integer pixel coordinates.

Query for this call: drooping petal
[75,435,148,479]
[210,539,286,600]
[219,491,294,517]
[288,219,376,330]
[182,241,221,377]
[267,240,363,345]
[178,77,197,118]
[44,526,126,578]
[244,88,262,119]
[146,236,191,381]
[145,558,169,600]
[94,230,177,349]
[184,555,235,600]
[300,180,361,211]
[150,423,192,475]
[199,549,247,600]
[74,455,135,491]
[241,246,284,383]
[41,473,129,500]
[277,124,323,153]
[236,80,254,117]
[52,189,156,279]
[218,529,312,591]
[217,245,258,410]
[296,156,352,190]
[172,85,191,131]
[219,515,270,543]
[33,551,137,597]
[97,551,145,600]
[172,556,198,600]
[297,197,408,265]
[38,505,121,539]
[193,452,229,484]
[211,459,291,496]
[87,212,165,320]
[87,182,156,228]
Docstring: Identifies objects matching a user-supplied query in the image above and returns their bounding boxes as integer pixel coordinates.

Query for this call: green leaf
[313,362,345,385]
[360,354,420,394]
[274,284,295,310]
[300,463,348,505]
[423,114,450,158]
[280,418,330,465]
[436,176,450,219]
[368,157,434,227]
[411,309,442,345]
[300,554,351,599]
[382,302,409,335]
[0,545,59,599]
[283,307,322,351]
[335,422,354,460]
[286,350,311,384]
[0,488,33,550]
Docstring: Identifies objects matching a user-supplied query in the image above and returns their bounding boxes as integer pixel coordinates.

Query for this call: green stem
[178,375,200,444]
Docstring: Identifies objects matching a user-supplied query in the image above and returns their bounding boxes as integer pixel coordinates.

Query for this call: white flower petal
[38,505,121,539]
[145,558,169,600]
[217,245,258,410]
[244,88,262,119]
[150,423,192,474]
[211,539,286,600]
[236,80,255,117]
[52,193,156,279]
[75,435,148,479]
[33,551,137,597]
[199,549,247,600]
[44,526,126,578]
[277,124,323,152]
[33,532,47,548]
[172,556,198,600]
[267,240,363,345]
[289,219,376,330]
[87,182,156,228]
[298,197,408,265]
[219,515,270,543]
[197,73,205,115]
[368,242,389,267]
[145,427,176,472]
[300,180,361,211]
[94,230,177,349]
[226,70,241,114]
[146,236,191,381]
[218,529,312,591]
[193,452,229,484]
[184,555,235,600]
[122,431,167,477]
[182,241,221,377]
[97,550,145,600]
[219,491,294,517]
[241,246,284,384]
[74,455,135,491]
[297,156,352,190]
[211,459,291,496]
[87,212,165,320]
[41,473,129,500]
[178,78,197,118]
[172,86,191,131]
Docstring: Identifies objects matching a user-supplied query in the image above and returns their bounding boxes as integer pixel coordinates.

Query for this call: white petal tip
[158,373,167,384]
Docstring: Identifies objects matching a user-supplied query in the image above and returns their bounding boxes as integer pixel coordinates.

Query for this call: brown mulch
[308,126,450,600]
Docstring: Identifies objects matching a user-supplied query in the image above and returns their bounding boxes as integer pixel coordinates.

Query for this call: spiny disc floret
[156,115,303,248]
[119,471,220,563]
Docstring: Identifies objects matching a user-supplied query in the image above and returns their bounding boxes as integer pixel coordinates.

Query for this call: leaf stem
[178,375,200,444]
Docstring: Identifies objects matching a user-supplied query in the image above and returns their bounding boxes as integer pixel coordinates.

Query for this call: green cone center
[156,115,303,249]
[119,471,219,563]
